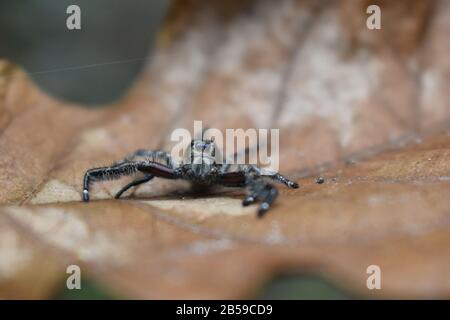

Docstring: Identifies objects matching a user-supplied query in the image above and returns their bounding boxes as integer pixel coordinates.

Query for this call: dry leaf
[0,0,450,299]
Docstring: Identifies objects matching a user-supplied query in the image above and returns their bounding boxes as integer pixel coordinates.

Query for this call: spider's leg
[242,191,257,206]
[256,184,278,217]
[217,171,246,187]
[125,150,175,167]
[246,178,279,217]
[233,166,280,216]
[218,169,279,217]
[271,173,299,188]
[114,175,154,199]
[218,170,257,204]
[83,161,178,202]
[136,162,179,179]
[241,165,298,189]
[83,162,139,202]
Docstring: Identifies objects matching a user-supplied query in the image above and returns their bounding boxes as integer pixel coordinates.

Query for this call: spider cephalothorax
[82,138,298,217]
[183,138,218,180]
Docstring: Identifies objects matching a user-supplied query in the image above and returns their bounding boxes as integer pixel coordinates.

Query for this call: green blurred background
[0,0,169,104]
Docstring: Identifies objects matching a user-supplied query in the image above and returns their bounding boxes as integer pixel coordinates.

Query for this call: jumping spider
[82,138,298,217]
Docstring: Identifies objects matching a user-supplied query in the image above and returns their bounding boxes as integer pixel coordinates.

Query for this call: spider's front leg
[217,171,277,217]
[218,166,298,217]
[249,170,298,217]
[82,161,178,202]
[244,179,279,217]
[83,162,138,201]
[271,172,299,189]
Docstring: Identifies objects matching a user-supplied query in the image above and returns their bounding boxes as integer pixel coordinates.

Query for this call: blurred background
[0,0,169,104]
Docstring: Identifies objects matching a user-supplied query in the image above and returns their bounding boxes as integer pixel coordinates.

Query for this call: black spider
[82,138,299,217]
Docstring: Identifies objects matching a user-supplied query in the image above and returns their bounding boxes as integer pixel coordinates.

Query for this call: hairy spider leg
[124,150,175,167]
[83,162,138,201]
[270,173,299,188]
[242,165,299,189]
[83,161,178,202]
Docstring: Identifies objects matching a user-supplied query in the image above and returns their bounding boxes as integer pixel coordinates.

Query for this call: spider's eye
[194,141,206,150]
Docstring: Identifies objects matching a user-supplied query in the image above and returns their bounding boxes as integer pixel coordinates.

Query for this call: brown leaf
[1,0,450,299]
